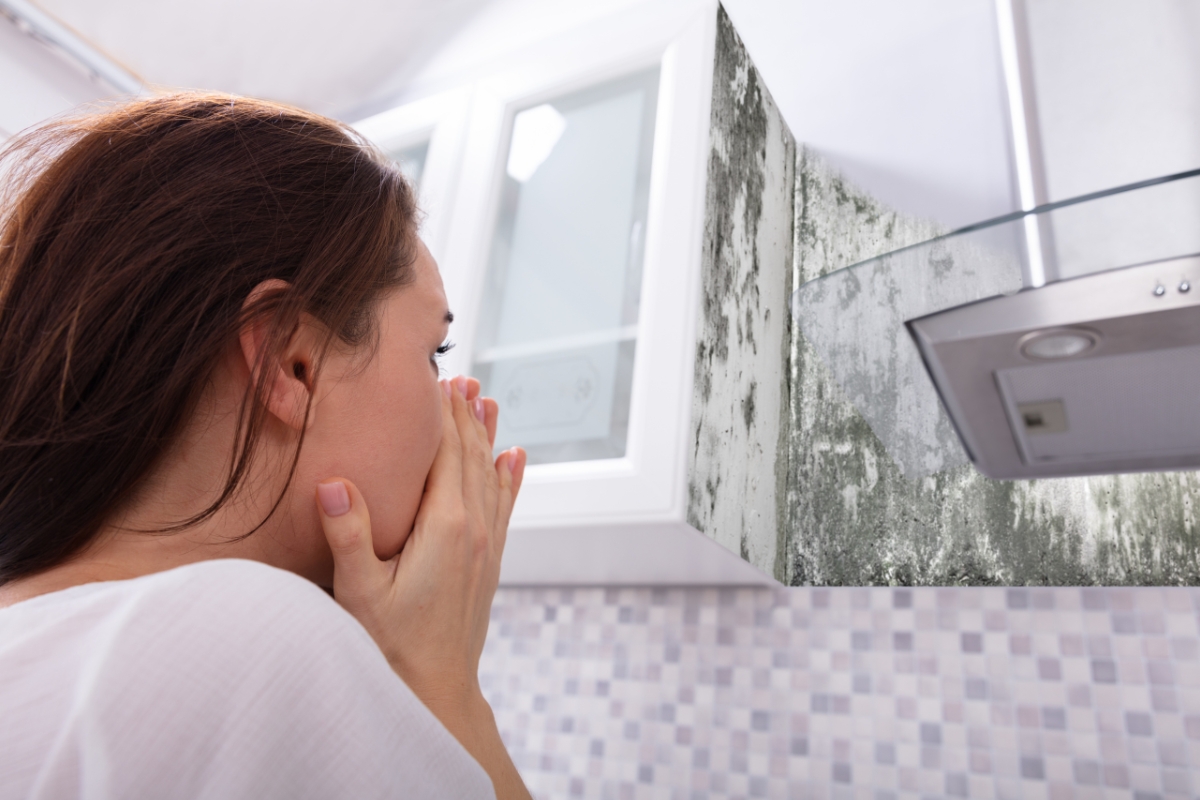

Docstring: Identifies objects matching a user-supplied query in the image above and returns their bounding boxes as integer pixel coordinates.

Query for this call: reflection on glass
[789,169,1200,479]
[388,140,429,190]
[473,68,659,464]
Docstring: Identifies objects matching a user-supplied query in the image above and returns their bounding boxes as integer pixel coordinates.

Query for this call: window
[472,68,659,464]
[387,139,430,190]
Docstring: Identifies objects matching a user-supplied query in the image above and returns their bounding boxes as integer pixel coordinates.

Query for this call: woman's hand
[313,375,529,799]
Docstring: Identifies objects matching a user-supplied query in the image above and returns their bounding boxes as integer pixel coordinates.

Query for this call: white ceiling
[32,0,1017,229]
[36,0,495,117]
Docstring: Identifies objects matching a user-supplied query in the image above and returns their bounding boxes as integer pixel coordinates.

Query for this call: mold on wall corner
[687,5,795,582]
[786,148,1200,586]
[688,4,1200,586]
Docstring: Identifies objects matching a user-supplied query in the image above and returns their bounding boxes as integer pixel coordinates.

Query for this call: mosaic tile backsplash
[478,586,1200,799]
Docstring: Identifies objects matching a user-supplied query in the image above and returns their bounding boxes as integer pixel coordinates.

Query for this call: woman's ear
[239,280,319,432]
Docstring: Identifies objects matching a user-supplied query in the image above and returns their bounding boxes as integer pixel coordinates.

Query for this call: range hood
[791,168,1200,481]
[909,253,1200,479]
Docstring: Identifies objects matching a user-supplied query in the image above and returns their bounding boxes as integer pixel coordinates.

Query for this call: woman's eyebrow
[444,310,454,325]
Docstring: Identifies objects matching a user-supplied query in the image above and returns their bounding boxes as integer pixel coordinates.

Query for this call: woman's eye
[432,341,455,374]
[434,340,456,374]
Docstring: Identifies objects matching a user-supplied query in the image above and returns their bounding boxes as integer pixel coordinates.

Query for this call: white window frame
[351,88,472,265]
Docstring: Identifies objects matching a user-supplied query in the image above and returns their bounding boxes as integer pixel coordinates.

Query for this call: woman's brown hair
[0,93,419,585]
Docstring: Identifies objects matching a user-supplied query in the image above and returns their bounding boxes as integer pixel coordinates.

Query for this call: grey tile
[1160,767,1190,793]
[1038,658,1061,680]
[1147,660,1174,685]
[1158,739,1188,767]
[1031,590,1055,610]
[965,677,988,700]
[1007,589,1029,609]
[480,584,1200,800]
[1041,707,1066,729]
[1126,711,1154,737]
[1104,763,1130,788]
[1082,588,1108,610]
[1151,687,1177,712]
[1092,659,1119,683]
[1185,715,1200,739]
[1073,759,1101,785]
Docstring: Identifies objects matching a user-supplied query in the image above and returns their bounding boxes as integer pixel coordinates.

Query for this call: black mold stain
[692,4,769,392]
[783,147,1200,587]
[741,380,757,432]
[688,3,794,552]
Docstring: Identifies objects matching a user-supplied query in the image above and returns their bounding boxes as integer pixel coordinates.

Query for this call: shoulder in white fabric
[0,559,496,800]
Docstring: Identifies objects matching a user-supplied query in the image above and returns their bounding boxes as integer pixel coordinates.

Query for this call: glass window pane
[473,68,659,465]
[388,140,429,189]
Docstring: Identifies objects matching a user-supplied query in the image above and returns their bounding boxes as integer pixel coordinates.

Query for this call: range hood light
[1019,329,1099,360]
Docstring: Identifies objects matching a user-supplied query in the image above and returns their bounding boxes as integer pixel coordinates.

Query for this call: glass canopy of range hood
[790,168,1200,481]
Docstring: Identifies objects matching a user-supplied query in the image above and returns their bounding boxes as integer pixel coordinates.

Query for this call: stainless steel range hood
[791,168,1200,481]
[909,253,1200,479]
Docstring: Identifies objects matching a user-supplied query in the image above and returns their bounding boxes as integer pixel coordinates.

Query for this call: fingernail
[317,481,350,516]
[473,398,485,422]
[454,375,468,397]
[441,379,451,399]
[500,449,513,473]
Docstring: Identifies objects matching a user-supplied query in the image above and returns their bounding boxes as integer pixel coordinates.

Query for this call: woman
[0,93,531,799]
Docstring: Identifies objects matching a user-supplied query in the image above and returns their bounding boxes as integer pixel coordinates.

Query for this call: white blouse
[0,559,496,800]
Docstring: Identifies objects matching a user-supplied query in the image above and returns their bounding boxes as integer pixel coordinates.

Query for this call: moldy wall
[688,5,794,584]
[688,4,1200,587]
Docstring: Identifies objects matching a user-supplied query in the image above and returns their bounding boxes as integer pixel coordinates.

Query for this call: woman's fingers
[508,447,526,501]
[422,380,465,508]
[315,478,381,605]
[492,447,526,554]
[482,397,498,448]
[451,379,495,529]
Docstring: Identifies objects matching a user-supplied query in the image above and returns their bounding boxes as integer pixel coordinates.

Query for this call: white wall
[1025,0,1200,201]
[1018,0,1200,281]
[370,0,1018,233]
[724,0,1016,231]
[0,14,113,140]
